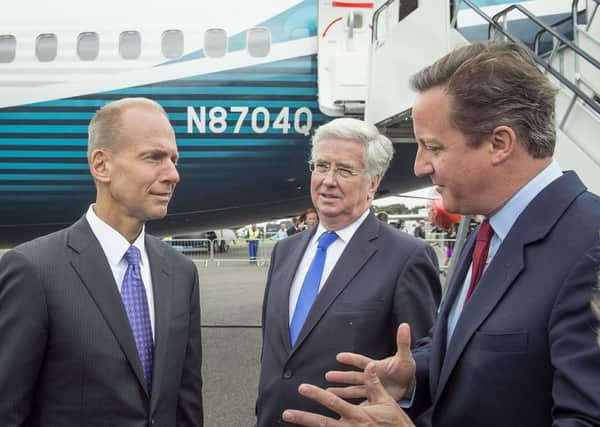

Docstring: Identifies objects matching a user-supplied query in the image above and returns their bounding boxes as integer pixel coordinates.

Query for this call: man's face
[310,138,379,230]
[102,106,180,225]
[412,86,493,215]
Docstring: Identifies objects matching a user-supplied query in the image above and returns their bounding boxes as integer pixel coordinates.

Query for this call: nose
[413,146,433,178]
[321,168,338,186]
[162,160,180,185]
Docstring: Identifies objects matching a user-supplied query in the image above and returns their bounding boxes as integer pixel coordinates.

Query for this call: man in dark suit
[281,41,600,427]
[0,98,203,426]
[256,117,442,426]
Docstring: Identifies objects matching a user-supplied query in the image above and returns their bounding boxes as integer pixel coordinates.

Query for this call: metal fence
[164,235,455,271]
[164,238,276,267]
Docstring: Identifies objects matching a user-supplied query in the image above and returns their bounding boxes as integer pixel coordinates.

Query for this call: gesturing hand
[282,363,415,427]
[326,323,416,402]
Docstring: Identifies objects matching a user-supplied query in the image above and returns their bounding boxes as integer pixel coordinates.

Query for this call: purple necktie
[121,245,154,391]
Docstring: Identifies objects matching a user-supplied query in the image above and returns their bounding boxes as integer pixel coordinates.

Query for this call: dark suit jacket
[0,217,203,427]
[257,213,441,426]
[412,171,600,427]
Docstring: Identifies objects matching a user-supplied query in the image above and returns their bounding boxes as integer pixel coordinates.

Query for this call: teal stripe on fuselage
[0,139,88,146]
[0,184,92,191]
[0,174,91,181]
[105,87,317,96]
[0,163,89,170]
[0,112,331,123]
[26,100,318,108]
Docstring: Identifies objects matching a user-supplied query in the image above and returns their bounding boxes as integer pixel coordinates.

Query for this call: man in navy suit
[282,41,600,427]
[256,118,441,426]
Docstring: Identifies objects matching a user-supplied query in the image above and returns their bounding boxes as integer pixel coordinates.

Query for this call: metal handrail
[458,0,600,116]
[371,0,396,43]
[533,14,572,55]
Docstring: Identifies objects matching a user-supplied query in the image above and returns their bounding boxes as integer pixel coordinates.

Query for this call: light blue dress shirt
[445,160,563,347]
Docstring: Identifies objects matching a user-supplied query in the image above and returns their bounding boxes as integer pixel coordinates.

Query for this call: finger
[282,409,341,427]
[325,369,364,385]
[364,363,391,404]
[335,352,373,370]
[325,385,367,400]
[297,384,359,419]
[396,323,412,361]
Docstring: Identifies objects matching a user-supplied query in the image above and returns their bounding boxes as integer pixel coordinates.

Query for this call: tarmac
[198,259,268,427]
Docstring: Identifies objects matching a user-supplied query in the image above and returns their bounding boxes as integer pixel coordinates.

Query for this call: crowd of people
[1,41,599,427]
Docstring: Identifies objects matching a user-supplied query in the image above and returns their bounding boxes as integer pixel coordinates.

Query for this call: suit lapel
[433,171,587,402]
[289,215,378,355]
[429,233,475,396]
[278,229,315,353]
[146,236,172,411]
[67,217,148,395]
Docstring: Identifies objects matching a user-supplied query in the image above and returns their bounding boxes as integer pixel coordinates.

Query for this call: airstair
[317,0,388,116]
[361,0,600,195]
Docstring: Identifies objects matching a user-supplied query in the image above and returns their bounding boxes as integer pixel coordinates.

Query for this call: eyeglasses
[308,160,362,179]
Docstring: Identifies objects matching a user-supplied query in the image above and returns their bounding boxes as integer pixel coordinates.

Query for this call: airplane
[0,0,581,246]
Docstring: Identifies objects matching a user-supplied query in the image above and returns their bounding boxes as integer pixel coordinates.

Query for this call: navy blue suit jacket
[412,171,600,427]
[258,213,441,426]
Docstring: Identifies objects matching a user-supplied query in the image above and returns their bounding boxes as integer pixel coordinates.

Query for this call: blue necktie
[290,231,338,346]
[121,246,154,391]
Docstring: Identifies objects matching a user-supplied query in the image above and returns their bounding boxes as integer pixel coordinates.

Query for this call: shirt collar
[312,209,371,245]
[489,160,562,241]
[85,204,147,267]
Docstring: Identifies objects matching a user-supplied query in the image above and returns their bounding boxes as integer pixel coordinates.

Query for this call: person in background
[0,97,203,426]
[287,216,303,237]
[257,117,441,427]
[376,211,389,223]
[275,222,289,241]
[413,219,426,239]
[303,208,319,230]
[246,223,261,264]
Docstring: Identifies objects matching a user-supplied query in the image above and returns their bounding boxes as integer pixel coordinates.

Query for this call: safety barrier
[164,234,455,271]
[163,238,276,267]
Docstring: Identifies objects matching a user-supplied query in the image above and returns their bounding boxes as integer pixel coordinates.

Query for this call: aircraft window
[204,28,227,58]
[247,27,270,58]
[119,31,142,60]
[0,35,16,63]
[77,32,99,61]
[36,33,58,62]
[399,0,418,22]
[162,29,184,59]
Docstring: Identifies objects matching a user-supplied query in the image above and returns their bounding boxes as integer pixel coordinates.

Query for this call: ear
[89,148,112,184]
[367,175,381,201]
[488,125,517,165]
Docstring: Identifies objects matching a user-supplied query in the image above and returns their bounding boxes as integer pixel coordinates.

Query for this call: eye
[315,161,331,173]
[336,167,354,178]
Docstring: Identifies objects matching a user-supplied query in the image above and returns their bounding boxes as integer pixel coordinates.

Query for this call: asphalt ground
[198,260,268,427]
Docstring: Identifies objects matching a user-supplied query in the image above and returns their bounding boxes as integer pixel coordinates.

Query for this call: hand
[282,364,415,427]
[326,323,416,402]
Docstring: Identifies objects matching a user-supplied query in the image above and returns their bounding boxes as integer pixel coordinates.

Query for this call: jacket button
[283,370,292,379]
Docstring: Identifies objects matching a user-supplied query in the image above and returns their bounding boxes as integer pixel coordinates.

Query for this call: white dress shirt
[288,209,371,323]
[86,205,156,339]
[446,160,563,345]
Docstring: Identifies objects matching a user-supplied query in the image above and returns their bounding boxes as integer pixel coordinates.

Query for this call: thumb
[396,323,412,361]
[365,362,389,404]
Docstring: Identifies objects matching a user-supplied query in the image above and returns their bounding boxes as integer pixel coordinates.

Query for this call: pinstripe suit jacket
[0,217,203,427]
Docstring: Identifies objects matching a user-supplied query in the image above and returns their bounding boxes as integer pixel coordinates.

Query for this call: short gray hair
[87,97,169,159]
[311,118,394,179]
[410,41,557,158]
